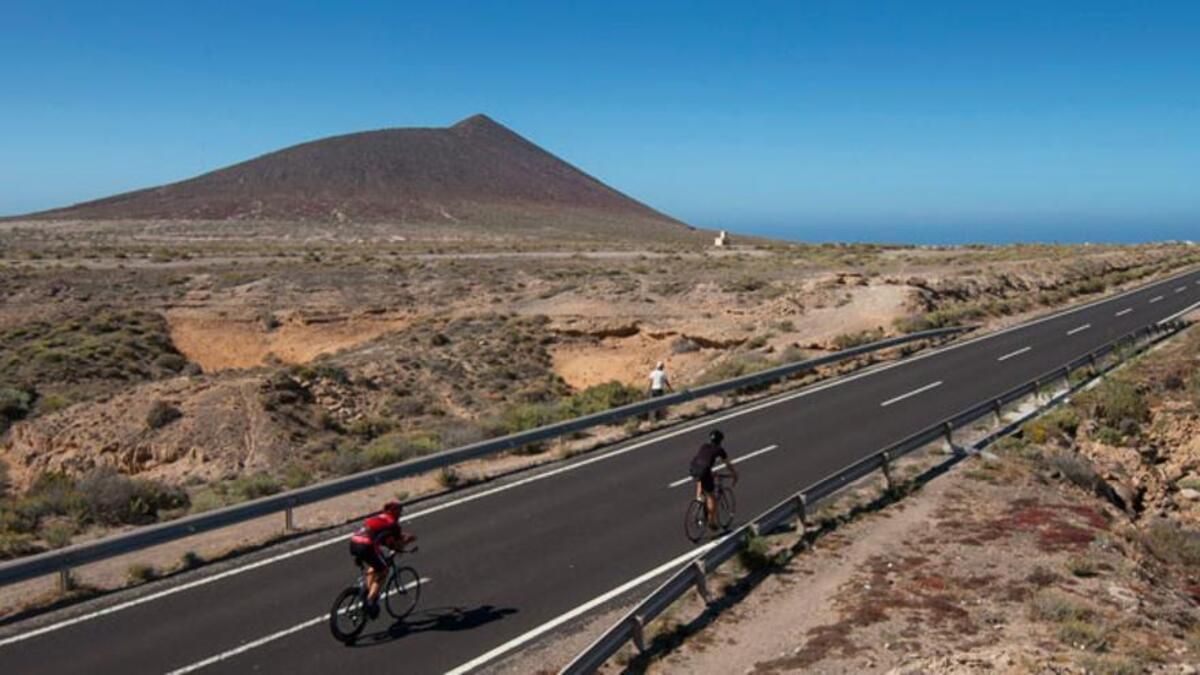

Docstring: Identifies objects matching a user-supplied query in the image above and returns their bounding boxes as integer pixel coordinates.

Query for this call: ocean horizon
[730,221,1197,246]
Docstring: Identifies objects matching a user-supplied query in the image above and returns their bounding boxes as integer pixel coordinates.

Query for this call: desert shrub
[178,551,204,570]
[153,353,188,373]
[439,421,485,449]
[77,467,188,525]
[721,276,766,293]
[1066,555,1099,578]
[1078,656,1143,675]
[494,402,560,435]
[739,535,775,571]
[1029,590,1095,623]
[42,520,76,548]
[346,416,394,440]
[1141,519,1200,567]
[696,353,772,386]
[772,320,796,332]
[831,328,885,351]
[188,487,226,513]
[0,460,10,498]
[561,381,642,418]
[438,467,463,489]
[34,393,71,415]
[230,473,282,501]
[1022,406,1080,444]
[320,444,369,476]
[146,401,182,429]
[126,563,157,584]
[1077,379,1149,433]
[0,386,34,432]
[746,335,768,349]
[1058,618,1111,651]
[0,531,40,559]
[281,463,312,490]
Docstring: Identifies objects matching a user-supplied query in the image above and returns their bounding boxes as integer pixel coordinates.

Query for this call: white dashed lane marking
[997,347,1031,362]
[880,381,943,407]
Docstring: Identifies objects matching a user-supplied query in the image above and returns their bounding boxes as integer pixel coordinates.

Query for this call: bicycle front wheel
[717,488,736,530]
[330,587,368,643]
[684,499,707,543]
[385,566,421,619]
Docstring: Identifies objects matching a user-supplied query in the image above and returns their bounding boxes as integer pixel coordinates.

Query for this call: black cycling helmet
[708,429,724,444]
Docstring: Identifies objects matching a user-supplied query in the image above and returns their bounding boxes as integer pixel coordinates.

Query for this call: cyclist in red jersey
[349,501,416,616]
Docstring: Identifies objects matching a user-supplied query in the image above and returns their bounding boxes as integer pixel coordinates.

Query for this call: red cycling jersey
[350,511,401,554]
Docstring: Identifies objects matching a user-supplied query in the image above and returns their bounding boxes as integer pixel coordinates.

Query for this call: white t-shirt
[649,368,669,391]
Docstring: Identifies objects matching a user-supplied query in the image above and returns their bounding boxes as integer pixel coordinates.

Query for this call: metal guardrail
[560,318,1192,674]
[0,327,970,588]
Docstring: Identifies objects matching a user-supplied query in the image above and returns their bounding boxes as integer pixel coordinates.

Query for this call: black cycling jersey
[690,442,728,475]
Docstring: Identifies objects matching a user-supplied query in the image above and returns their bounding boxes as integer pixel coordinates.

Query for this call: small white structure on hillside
[714,230,730,247]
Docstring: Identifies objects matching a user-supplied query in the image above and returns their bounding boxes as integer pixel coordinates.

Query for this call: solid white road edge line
[1162,299,1200,324]
[996,346,1031,362]
[1066,324,1091,336]
[163,577,429,675]
[1150,295,1164,303]
[880,381,943,407]
[0,353,906,647]
[443,540,723,675]
[7,267,1197,646]
[1115,308,1133,317]
[667,445,779,488]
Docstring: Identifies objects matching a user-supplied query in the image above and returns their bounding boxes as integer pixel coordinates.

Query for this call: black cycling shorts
[690,466,715,494]
[350,541,387,573]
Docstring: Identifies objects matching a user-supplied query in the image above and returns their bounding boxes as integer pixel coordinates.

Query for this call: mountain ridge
[16,114,695,240]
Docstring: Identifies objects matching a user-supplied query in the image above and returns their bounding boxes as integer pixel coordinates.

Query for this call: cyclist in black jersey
[689,429,738,530]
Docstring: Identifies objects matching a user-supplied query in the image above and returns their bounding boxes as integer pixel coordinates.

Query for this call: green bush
[229,473,282,501]
[0,386,34,432]
[0,531,40,559]
[1023,406,1080,444]
[1078,379,1149,432]
[739,535,775,571]
[77,467,188,525]
[561,381,642,418]
[831,328,884,350]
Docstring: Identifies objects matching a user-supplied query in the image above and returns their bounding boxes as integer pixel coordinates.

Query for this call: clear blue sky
[3,1,1197,243]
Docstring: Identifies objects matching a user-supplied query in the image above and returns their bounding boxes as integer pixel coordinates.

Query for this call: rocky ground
[593,317,1200,674]
[0,221,1197,565]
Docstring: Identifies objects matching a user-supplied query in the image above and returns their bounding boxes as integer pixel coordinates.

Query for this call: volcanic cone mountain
[24,114,695,240]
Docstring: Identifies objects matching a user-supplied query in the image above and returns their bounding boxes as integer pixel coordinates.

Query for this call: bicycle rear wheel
[330,587,368,643]
[717,488,736,530]
[684,499,707,543]
[385,566,421,619]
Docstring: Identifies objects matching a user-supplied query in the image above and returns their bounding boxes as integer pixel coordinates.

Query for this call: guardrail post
[630,614,647,653]
[880,451,895,494]
[58,567,73,594]
[692,559,713,605]
[284,498,297,533]
[1088,353,1098,376]
[795,493,809,530]
[1032,378,1042,402]
[992,399,1004,423]
[942,422,954,454]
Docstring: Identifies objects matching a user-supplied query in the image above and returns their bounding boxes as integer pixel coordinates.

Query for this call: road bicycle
[684,472,735,543]
[329,546,421,643]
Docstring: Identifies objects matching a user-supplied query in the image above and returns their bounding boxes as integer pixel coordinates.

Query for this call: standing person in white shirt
[648,361,672,420]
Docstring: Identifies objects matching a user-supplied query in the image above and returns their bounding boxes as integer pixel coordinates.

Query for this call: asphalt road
[2,267,1198,675]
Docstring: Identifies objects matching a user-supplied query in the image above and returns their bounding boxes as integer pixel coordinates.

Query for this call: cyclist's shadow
[351,604,518,647]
